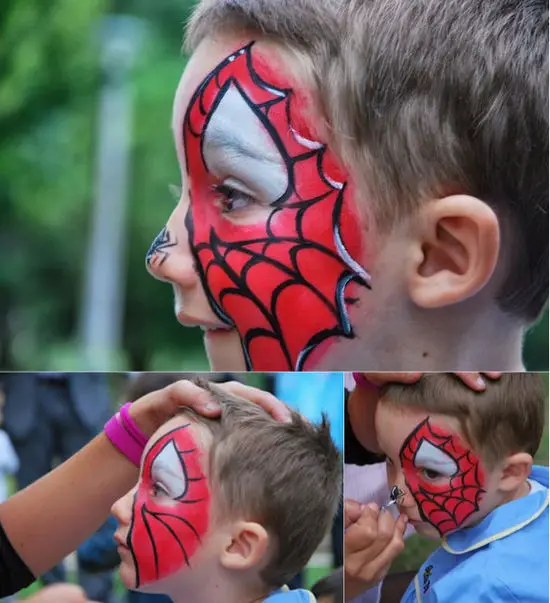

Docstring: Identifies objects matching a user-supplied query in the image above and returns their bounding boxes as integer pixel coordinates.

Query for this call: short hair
[185,0,548,322]
[379,373,546,468]
[180,380,342,587]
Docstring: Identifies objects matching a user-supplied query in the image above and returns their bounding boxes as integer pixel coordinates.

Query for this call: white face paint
[414,439,458,476]
[151,440,188,499]
[202,83,289,202]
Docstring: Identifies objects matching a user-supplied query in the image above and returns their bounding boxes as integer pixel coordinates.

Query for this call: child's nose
[111,489,134,526]
[146,211,199,289]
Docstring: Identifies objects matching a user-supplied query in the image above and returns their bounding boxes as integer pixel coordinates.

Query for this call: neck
[168,573,270,603]
[502,479,531,505]
[342,296,525,371]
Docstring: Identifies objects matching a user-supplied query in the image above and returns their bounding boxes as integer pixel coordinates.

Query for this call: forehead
[171,34,321,145]
[376,403,465,454]
[142,415,212,466]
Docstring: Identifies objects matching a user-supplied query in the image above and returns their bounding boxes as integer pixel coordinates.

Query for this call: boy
[369,373,548,601]
[146,0,548,372]
[111,381,342,603]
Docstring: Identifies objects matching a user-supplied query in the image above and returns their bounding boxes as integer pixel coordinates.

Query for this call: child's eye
[214,184,255,213]
[421,468,444,481]
[152,482,170,497]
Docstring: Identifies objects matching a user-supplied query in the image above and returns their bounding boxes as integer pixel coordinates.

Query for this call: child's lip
[114,532,129,548]
[176,312,233,332]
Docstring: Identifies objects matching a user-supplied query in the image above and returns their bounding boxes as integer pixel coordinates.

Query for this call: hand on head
[348,372,502,453]
[127,379,292,437]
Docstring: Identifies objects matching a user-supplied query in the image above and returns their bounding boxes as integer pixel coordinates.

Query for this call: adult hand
[25,584,99,603]
[345,500,407,601]
[128,379,292,436]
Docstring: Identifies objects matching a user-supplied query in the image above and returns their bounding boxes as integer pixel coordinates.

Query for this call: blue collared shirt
[264,587,316,602]
[401,465,549,602]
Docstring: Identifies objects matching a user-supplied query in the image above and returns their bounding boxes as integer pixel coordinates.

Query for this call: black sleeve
[0,519,35,596]
[344,389,386,466]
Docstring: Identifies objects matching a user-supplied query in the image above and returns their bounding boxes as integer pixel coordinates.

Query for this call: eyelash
[213,184,255,213]
[152,482,169,497]
[421,468,444,481]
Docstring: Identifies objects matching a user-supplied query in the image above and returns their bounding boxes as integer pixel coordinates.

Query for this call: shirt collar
[442,465,549,555]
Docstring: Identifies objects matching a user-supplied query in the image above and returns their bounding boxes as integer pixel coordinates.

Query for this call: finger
[344,498,363,528]
[483,372,502,380]
[345,505,381,554]
[166,381,222,416]
[219,382,293,422]
[363,517,407,580]
[455,372,486,391]
[354,505,397,559]
[365,373,423,387]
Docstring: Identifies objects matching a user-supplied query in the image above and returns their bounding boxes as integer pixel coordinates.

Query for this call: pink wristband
[352,373,380,390]
[119,402,149,447]
[104,411,146,467]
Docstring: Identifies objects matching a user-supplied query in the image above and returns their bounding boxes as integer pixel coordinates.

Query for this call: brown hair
[180,379,342,587]
[185,0,548,322]
[379,373,546,468]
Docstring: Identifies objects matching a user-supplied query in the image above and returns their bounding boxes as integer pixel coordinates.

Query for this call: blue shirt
[265,587,316,602]
[401,465,549,602]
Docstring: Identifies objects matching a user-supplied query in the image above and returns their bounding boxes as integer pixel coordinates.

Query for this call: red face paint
[399,418,486,535]
[128,425,210,587]
[183,42,369,371]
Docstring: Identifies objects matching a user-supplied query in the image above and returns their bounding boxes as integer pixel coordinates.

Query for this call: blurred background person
[0,373,114,602]
[0,389,19,603]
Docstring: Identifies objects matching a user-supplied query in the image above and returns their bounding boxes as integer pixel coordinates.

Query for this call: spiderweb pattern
[183,42,369,370]
[128,425,210,586]
[399,418,486,535]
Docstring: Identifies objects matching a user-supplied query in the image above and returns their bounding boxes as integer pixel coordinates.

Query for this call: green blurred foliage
[0,0,547,370]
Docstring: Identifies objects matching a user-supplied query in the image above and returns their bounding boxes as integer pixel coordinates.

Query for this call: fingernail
[402,515,409,524]
[475,376,486,389]
[367,502,379,511]
[205,402,219,412]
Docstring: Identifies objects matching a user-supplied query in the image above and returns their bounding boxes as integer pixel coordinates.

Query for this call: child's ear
[406,195,500,308]
[497,453,533,494]
[220,521,270,572]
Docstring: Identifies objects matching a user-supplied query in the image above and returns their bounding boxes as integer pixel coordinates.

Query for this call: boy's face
[375,403,502,539]
[147,35,372,371]
[112,416,222,592]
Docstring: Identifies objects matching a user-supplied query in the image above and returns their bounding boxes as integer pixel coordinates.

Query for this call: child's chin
[119,563,138,590]
[413,522,441,539]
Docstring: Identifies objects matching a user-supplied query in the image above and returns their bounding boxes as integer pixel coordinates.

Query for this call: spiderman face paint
[399,418,486,535]
[182,42,369,370]
[127,425,210,587]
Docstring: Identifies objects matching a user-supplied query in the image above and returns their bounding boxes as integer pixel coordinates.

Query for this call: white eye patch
[202,83,289,202]
[414,440,458,476]
[151,440,188,498]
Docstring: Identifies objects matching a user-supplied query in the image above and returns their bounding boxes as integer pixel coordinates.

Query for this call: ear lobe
[498,453,533,494]
[220,521,269,572]
[407,195,500,308]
